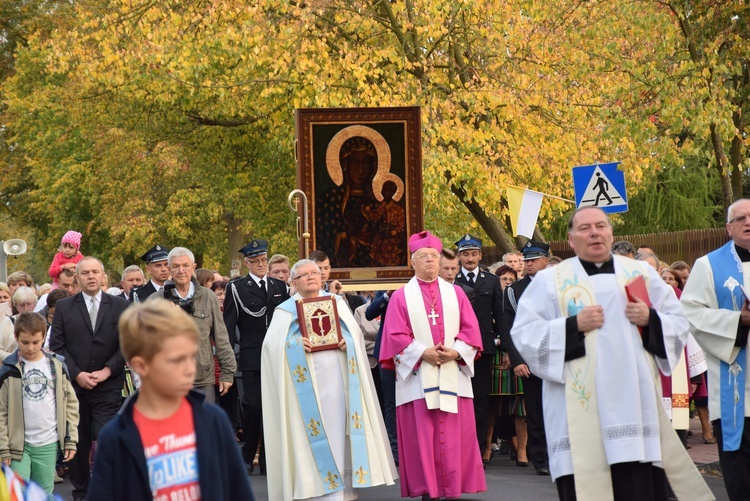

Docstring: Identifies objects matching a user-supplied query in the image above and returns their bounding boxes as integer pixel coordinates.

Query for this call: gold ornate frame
[295,107,423,284]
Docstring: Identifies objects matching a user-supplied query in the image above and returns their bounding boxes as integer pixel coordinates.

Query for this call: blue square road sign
[572,162,628,214]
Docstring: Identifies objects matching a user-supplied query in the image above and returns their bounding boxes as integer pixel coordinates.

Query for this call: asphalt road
[53,451,729,500]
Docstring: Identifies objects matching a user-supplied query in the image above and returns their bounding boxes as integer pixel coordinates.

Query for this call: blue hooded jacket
[86,390,253,501]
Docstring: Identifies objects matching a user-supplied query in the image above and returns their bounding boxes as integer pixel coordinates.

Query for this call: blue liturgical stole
[279,295,372,493]
[707,242,747,451]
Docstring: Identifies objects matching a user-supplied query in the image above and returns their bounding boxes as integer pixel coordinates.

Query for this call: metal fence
[482,228,728,268]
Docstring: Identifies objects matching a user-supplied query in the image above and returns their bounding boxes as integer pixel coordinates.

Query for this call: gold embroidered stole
[670,353,691,430]
[554,257,713,501]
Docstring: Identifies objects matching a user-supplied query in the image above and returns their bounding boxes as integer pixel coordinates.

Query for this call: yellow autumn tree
[3,0,741,269]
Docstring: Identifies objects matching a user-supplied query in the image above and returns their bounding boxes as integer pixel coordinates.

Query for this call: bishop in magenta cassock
[380,231,486,500]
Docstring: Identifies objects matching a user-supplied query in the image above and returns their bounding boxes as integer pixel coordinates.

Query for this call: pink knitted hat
[408,230,443,253]
[61,231,82,250]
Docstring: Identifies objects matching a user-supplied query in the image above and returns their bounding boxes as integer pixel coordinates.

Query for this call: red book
[625,275,651,336]
[625,275,651,307]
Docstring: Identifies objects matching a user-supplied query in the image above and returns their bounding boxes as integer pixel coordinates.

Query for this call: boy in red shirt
[87,299,253,501]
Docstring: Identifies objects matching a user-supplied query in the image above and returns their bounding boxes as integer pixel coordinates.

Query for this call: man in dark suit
[501,240,551,475]
[365,289,397,463]
[129,244,170,302]
[49,256,130,501]
[454,234,502,457]
[223,239,289,473]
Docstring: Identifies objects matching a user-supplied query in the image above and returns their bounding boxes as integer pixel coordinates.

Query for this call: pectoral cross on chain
[427,308,439,326]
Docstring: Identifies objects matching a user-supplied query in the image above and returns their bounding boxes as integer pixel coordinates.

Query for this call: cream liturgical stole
[554,257,713,501]
[404,277,460,413]
[664,351,691,430]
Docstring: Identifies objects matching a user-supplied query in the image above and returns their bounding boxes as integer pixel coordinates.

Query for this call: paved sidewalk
[686,415,721,466]
[54,415,728,500]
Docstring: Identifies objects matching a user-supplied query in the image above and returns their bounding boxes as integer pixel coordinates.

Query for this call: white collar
[175,281,195,300]
[461,266,478,277]
[248,272,266,287]
[83,290,102,304]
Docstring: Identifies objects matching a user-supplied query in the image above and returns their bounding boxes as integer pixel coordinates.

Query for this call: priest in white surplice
[261,259,397,501]
[511,207,712,501]
[681,198,750,500]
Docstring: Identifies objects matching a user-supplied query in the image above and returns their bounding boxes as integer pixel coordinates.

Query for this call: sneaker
[54,474,64,484]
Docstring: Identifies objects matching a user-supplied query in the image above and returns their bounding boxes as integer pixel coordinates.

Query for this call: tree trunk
[730,110,745,198]
[224,212,246,277]
[513,227,548,249]
[445,174,516,254]
[710,123,734,211]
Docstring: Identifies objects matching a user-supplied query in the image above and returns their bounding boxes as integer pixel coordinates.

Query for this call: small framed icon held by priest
[296,296,343,352]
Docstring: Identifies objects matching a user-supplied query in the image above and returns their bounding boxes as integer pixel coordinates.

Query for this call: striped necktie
[89,297,98,330]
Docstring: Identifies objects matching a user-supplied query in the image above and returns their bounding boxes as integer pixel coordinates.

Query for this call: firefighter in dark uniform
[128,244,171,302]
[501,240,551,475]
[223,239,290,473]
[454,234,503,458]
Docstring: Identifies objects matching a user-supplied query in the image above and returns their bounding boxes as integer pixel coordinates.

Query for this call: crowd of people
[1,203,749,500]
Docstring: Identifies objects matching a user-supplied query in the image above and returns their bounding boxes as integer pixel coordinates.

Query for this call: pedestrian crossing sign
[572,162,628,214]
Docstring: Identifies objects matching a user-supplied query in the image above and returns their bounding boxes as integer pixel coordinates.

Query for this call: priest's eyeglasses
[729,214,750,225]
[414,252,440,260]
[293,270,321,281]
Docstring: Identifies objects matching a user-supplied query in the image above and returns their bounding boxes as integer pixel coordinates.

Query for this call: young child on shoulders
[49,231,84,286]
[0,311,79,495]
[87,299,253,501]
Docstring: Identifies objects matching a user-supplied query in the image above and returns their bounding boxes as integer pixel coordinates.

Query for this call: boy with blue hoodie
[87,299,253,501]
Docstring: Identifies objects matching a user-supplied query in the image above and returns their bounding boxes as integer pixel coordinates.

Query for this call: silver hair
[122,264,145,279]
[76,256,104,274]
[12,286,37,306]
[168,247,195,266]
[612,240,636,256]
[727,198,750,223]
[635,251,659,270]
[289,259,319,280]
[488,261,504,274]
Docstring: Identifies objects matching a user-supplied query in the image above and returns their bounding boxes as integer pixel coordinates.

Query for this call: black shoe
[516,460,529,467]
[245,462,254,475]
[499,440,510,455]
[536,467,550,476]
